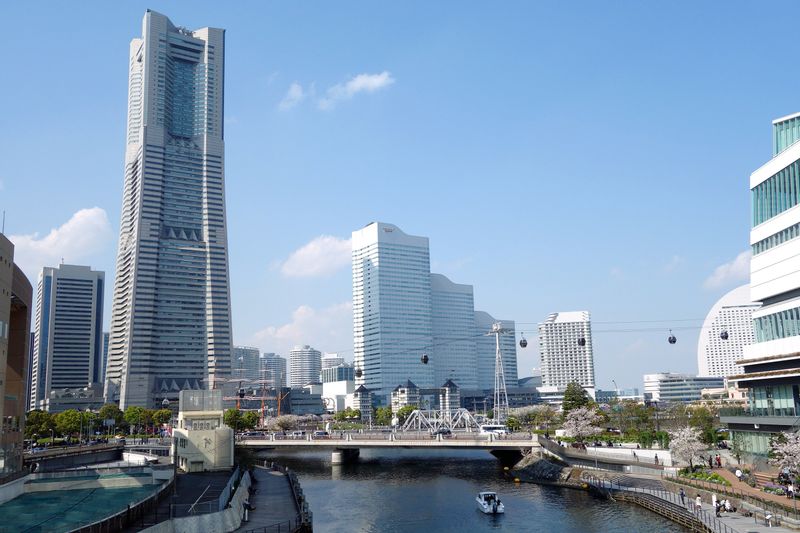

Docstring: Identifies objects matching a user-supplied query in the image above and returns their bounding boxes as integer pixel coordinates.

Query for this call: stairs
[754,471,776,489]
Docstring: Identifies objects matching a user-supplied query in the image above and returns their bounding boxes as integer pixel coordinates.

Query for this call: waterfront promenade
[235,465,301,532]
[588,473,795,533]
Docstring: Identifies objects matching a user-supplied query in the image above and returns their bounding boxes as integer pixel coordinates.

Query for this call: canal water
[261,449,687,532]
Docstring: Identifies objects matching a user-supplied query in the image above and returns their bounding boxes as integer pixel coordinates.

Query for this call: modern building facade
[321,353,344,369]
[430,273,479,390]
[352,223,435,400]
[289,345,322,387]
[321,364,355,383]
[30,265,105,411]
[697,284,759,378]
[0,234,32,480]
[643,373,724,403]
[233,346,260,382]
[260,353,286,389]
[101,332,109,385]
[538,311,595,390]
[105,10,232,409]
[475,311,518,390]
[352,222,518,403]
[390,379,420,415]
[722,112,800,455]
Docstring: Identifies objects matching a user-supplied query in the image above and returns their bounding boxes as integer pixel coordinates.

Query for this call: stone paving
[235,466,299,532]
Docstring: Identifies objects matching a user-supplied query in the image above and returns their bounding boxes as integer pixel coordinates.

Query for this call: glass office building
[105,10,232,408]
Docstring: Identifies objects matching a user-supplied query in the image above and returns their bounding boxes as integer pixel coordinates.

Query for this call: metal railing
[584,473,739,533]
[663,473,800,523]
[240,516,302,533]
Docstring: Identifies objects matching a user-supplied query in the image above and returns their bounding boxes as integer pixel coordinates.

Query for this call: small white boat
[476,491,505,514]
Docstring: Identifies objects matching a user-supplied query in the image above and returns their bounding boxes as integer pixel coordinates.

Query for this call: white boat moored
[476,491,505,514]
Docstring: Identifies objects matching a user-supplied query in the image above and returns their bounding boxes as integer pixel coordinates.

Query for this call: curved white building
[697,284,759,378]
[289,345,322,387]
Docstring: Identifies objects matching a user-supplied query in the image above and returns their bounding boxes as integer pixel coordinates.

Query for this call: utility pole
[489,323,510,425]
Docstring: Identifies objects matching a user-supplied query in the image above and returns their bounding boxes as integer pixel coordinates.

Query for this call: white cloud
[703,250,750,290]
[251,301,353,356]
[278,82,306,111]
[663,255,685,273]
[318,71,395,110]
[281,235,351,278]
[9,207,114,280]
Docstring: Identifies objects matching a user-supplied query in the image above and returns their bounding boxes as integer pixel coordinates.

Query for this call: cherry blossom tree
[562,406,602,445]
[770,431,800,473]
[669,426,705,469]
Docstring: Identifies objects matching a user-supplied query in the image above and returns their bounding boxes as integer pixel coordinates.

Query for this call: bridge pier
[331,448,360,465]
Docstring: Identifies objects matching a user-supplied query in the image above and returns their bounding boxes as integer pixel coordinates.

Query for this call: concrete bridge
[237,432,540,464]
[23,443,123,472]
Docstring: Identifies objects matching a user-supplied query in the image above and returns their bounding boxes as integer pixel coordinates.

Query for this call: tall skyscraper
[0,233,32,478]
[474,311,518,390]
[260,353,286,388]
[321,353,345,370]
[352,222,518,402]
[105,10,232,408]
[697,284,759,378]
[430,273,479,390]
[538,311,595,390]
[30,265,105,411]
[289,345,322,387]
[353,223,434,400]
[101,332,109,384]
[233,346,260,382]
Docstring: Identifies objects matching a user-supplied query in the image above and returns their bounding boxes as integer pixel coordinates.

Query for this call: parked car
[312,430,330,439]
[431,428,452,438]
[291,430,306,439]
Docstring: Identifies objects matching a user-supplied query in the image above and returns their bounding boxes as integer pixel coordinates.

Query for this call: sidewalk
[235,466,300,532]
[594,475,794,533]
[712,467,800,510]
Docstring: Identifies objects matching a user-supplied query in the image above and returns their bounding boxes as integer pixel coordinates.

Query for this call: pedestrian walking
[679,488,686,506]
[712,493,717,510]
[735,468,743,482]
[788,482,795,499]
[695,495,702,513]
[715,454,722,468]
[654,453,659,465]
[709,456,713,468]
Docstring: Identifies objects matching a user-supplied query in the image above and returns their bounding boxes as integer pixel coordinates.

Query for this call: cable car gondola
[668,330,677,345]
[519,333,528,349]
[720,330,729,340]
[421,353,429,365]
[577,337,586,347]
[355,368,363,378]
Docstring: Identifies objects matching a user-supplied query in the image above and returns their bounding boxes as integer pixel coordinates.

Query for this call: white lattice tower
[490,322,510,424]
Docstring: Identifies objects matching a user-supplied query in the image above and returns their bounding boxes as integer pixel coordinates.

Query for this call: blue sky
[1,1,796,390]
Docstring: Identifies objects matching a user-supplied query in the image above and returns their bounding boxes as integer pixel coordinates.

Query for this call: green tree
[241,411,260,429]
[224,408,242,430]
[55,409,82,440]
[374,406,392,426]
[506,416,521,432]
[124,406,148,432]
[688,406,717,445]
[98,403,124,427]
[562,382,590,413]
[396,405,417,425]
[25,410,55,440]
[152,409,172,426]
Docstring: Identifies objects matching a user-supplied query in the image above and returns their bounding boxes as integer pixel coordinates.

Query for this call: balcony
[719,406,800,429]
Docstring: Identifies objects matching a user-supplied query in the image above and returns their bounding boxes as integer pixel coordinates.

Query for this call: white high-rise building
[474,311,518,390]
[538,311,595,389]
[697,284,759,378]
[105,11,232,408]
[430,273,478,390]
[289,345,322,387]
[352,222,435,400]
[30,265,105,411]
[644,373,724,403]
[321,353,345,370]
[260,353,286,388]
[233,346,261,382]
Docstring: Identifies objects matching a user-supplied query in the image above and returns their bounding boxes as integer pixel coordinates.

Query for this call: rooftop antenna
[1,210,5,233]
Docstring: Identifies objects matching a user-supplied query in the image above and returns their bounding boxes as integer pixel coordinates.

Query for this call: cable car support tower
[489,322,510,425]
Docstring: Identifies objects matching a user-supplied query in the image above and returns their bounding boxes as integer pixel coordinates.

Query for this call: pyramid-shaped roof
[441,379,459,389]
[354,385,370,394]
[394,379,418,391]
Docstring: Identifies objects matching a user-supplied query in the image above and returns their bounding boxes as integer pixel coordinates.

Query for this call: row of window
[752,221,800,255]
[752,159,800,226]
[754,305,800,342]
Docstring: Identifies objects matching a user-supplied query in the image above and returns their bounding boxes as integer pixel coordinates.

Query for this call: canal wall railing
[141,471,253,533]
[261,462,313,531]
[537,436,669,476]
